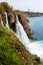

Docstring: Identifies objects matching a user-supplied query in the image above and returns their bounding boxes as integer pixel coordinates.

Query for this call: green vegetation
[0,24,41,65]
[28,33,37,40]
[0,2,13,13]
[0,2,43,65]
[0,25,25,65]
[38,61,43,65]
[0,2,14,25]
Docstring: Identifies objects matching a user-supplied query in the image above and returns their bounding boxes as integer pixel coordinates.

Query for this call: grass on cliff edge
[0,25,25,65]
[0,24,42,65]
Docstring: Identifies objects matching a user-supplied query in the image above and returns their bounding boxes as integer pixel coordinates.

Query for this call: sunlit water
[27,16,43,60]
[16,15,43,60]
[27,16,43,40]
[16,15,30,47]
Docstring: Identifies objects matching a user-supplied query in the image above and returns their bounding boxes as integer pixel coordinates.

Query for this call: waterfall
[16,15,43,60]
[1,20,5,28]
[0,14,5,28]
[16,15,30,48]
[4,12,10,29]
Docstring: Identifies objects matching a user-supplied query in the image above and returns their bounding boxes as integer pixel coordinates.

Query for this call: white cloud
[0,0,43,12]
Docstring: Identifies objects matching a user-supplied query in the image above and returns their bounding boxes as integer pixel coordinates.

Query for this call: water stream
[16,15,43,60]
[4,12,10,29]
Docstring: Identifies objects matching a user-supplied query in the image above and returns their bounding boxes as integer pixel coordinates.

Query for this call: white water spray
[1,20,5,28]
[16,15,30,48]
[5,12,10,29]
[16,15,43,60]
[0,14,5,28]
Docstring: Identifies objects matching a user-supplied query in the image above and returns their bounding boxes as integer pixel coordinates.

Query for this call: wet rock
[8,13,15,23]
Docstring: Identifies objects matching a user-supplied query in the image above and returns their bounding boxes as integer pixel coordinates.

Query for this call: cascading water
[4,12,10,29]
[0,14,5,28]
[16,15,43,60]
[29,40,43,60]
[1,20,5,28]
[16,15,30,48]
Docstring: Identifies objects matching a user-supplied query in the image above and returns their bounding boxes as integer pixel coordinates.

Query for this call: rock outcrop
[0,14,2,21]
[16,10,32,35]
[8,13,15,23]
[0,2,41,65]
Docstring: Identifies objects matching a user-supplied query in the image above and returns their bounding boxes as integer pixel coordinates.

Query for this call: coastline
[24,11,43,17]
[28,40,43,60]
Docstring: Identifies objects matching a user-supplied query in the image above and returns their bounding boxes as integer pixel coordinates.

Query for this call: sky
[0,0,43,12]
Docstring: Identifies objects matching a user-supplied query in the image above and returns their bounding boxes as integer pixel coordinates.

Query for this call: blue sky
[0,0,43,12]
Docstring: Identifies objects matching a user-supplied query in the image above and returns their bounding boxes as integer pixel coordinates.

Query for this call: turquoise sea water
[27,16,43,59]
[28,16,43,41]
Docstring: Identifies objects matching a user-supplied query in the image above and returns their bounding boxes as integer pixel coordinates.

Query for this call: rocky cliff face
[0,2,41,65]
[8,13,15,23]
[0,2,32,35]
[16,10,32,35]
[0,15,2,21]
[7,10,32,35]
[7,13,16,31]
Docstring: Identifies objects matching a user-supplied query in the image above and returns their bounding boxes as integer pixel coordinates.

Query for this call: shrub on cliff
[0,24,40,65]
[0,2,40,65]
[0,4,5,15]
[0,25,25,65]
[1,2,13,13]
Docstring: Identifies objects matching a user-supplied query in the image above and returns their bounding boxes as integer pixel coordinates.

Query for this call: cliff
[16,10,32,35]
[24,11,43,17]
[0,2,32,35]
[0,2,41,65]
[0,22,40,65]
